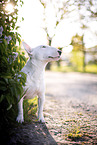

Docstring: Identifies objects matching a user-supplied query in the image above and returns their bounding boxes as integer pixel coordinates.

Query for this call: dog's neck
[23,59,47,79]
[30,58,47,69]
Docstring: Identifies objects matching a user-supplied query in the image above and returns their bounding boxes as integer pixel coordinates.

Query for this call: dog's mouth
[48,56,60,59]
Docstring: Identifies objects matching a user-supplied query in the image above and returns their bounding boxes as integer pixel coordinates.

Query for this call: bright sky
[6,0,97,52]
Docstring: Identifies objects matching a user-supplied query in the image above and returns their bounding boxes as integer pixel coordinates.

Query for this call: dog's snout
[58,50,62,56]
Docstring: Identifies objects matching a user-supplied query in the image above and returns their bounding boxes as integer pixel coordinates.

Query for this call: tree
[71,34,83,51]
[0,0,27,133]
[71,33,87,71]
[73,0,97,19]
[72,0,97,71]
[40,0,73,69]
[40,0,97,70]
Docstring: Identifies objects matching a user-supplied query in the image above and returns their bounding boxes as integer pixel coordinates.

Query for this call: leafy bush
[0,0,27,131]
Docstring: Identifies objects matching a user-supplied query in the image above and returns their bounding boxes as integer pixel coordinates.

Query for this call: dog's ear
[22,41,33,56]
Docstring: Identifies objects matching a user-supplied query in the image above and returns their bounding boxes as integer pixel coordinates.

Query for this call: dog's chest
[24,71,45,99]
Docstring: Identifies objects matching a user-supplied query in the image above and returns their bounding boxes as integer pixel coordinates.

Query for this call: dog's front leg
[16,97,24,123]
[38,94,45,123]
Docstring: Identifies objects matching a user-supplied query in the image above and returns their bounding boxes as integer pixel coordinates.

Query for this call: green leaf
[0,95,5,103]
[7,104,12,111]
[10,87,14,97]
[1,75,12,79]
[6,95,11,105]
[16,83,23,96]
[22,17,24,21]
[0,79,7,91]
[0,80,6,85]
[16,26,20,30]
[0,86,7,91]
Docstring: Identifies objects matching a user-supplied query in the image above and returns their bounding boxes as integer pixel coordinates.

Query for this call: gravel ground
[7,71,97,145]
[44,71,97,144]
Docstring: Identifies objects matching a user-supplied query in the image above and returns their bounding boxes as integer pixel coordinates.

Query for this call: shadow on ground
[2,121,57,145]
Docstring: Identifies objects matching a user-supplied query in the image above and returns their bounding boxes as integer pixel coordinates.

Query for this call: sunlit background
[5,0,97,72]
[19,0,97,49]
[5,0,97,48]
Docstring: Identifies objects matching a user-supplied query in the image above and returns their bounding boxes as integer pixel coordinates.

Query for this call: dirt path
[44,71,97,144]
[7,71,97,145]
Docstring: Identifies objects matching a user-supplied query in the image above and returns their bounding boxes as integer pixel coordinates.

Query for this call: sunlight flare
[5,3,14,14]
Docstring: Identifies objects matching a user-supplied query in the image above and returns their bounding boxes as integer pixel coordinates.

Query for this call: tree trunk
[82,35,86,72]
[83,50,86,72]
[46,38,52,70]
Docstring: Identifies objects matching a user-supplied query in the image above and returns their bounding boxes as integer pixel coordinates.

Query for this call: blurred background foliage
[51,33,97,73]
[39,0,97,73]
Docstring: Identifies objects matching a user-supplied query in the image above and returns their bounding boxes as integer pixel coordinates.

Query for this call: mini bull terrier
[16,42,62,123]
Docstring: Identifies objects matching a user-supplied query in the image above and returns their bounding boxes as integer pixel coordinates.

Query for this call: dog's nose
[58,50,62,56]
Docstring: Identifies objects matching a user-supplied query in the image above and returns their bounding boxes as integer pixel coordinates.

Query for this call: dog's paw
[16,115,24,123]
[38,117,45,123]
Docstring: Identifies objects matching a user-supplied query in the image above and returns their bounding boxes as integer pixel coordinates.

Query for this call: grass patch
[68,132,83,140]
[67,125,83,141]
[65,119,77,123]
[51,50,97,74]
[85,64,97,73]
[24,96,38,122]
[51,63,97,74]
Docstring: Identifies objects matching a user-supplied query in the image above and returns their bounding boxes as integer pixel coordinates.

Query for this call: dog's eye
[42,46,46,48]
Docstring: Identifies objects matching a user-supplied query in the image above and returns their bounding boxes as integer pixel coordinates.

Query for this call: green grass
[51,51,97,74]
[85,64,97,73]
[66,122,83,141]
[51,64,97,74]
[24,96,38,122]
[68,132,83,140]
[64,119,84,141]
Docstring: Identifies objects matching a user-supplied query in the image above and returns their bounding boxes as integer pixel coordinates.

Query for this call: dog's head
[22,42,62,63]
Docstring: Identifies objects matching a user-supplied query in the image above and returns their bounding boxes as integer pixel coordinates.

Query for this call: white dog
[16,42,62,123]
